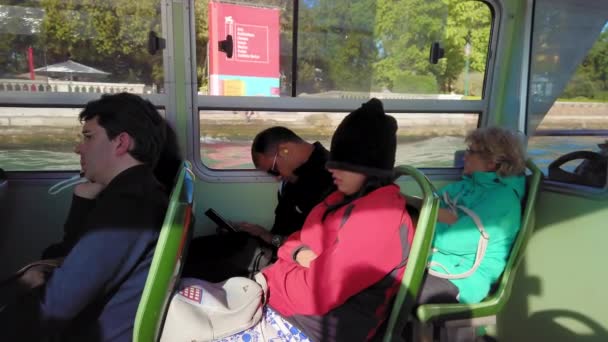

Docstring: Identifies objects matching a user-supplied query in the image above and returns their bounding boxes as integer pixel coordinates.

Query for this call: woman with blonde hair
[412,126,527,304]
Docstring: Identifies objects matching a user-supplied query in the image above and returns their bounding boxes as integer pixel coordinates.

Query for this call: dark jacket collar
[293,142,329,178]
[99,164,160,198]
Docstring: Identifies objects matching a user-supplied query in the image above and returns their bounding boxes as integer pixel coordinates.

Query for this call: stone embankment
[532,102,608,130]
[1,102,606,149]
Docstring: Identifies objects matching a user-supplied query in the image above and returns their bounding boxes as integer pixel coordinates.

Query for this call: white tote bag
[160,273,268,342]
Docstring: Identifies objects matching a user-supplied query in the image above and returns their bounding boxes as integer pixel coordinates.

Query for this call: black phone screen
[205,208,238,232]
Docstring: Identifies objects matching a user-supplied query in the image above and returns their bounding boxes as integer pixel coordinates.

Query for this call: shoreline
[1,101,607,150]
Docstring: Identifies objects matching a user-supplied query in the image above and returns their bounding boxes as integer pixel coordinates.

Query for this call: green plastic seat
[383,165,441,342]
[414,160,542,339]
[133,162,196,342]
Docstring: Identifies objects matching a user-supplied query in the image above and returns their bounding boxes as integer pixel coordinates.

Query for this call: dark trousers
[418,272,459,304]
[182,232,274,282]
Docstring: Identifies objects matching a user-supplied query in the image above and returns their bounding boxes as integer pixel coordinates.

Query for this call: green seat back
[383,165,441,342]
[133,163,195,342]
[416,159,542,323]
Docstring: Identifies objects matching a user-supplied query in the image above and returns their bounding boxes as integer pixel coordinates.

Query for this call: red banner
[208,1,280,96]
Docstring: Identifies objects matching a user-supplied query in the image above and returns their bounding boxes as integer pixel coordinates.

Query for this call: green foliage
[392,73,439,94]
[373,0,446,91]
[562,73,597,99]
[561,30,608,100]
[435,0,491,92]
[454,71,485,96]
[371,0,491,93]
[1,1,162,86]
[296,0,377,93]
[0,2,41,76]
[1,0,498,96]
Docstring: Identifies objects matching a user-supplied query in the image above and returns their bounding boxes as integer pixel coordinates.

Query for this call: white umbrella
[34,60,110,80]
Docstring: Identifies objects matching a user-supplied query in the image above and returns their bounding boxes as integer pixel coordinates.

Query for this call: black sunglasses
[465,147,484,155]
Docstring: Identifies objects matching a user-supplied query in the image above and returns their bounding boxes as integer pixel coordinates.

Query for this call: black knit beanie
[326,98,397,177]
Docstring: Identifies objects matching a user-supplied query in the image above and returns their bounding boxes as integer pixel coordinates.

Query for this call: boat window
[0,2,163,93]
[196,0,492,171]
[0,1,164,171]
[199,110,478,169]
[0,107,81,171]
[195,0,492,99]
[0,107,166,172]
[526,0,608,187]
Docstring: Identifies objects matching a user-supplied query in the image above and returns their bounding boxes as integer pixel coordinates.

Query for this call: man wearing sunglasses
[183,126,334,281]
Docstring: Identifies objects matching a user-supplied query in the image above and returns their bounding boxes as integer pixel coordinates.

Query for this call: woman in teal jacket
[413,127,526,304]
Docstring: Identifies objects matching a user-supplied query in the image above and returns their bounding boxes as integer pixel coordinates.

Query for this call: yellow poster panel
[223,79,246,96]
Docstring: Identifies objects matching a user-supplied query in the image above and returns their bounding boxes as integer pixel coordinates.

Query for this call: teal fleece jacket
[429,171,525,303]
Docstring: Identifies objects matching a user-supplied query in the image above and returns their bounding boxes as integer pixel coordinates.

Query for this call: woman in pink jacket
[215,98,415,342]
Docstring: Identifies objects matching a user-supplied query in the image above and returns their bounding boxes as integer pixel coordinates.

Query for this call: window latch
[218,34,234,58]
[148,31,166,55]
[429,42,445,64]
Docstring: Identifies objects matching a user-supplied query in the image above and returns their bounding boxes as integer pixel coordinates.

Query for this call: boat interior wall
[0,179,72,280]
[0,168,6,202]
[498,191,608,341]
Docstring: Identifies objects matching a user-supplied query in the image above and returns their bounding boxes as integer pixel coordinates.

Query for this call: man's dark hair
[79,92,166,166]
[251,126,304,155]
[154,121,183,194]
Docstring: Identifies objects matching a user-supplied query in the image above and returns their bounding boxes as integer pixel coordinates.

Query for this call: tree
[292,0,378,93]
[584,30,608,91]
[437,0,491,93]
[561,30,608,99]
[373,0,446,91]
[0,1,43,77]
[0,0,164,87]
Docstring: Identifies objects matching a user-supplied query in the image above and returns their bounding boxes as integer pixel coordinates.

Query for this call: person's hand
[295,248,318,268]
[74,182,105,199]
[437,207,459,224]
[235,222,273,244]
[17,260,62,290]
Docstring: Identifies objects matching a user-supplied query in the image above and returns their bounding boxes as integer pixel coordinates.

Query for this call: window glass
[527,1,608,186]
[0,1,164,171]
[200,110,478,169]
[196,0,492,99]
[0,1,163,95]
[0,107,80,171]
[0,107,165,171]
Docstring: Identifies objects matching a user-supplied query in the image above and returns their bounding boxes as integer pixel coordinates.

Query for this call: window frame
[524,0,608,196]
[0,0,502,178]
[189,0,501,182]
[0,0,172,175]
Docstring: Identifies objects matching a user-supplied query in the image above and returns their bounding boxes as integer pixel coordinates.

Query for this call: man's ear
[115,132,133,156]
[277,142,290,157]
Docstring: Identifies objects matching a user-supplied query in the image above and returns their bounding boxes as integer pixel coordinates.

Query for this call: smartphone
[205,208,239,233]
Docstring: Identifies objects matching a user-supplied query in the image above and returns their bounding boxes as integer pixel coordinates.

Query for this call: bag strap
[254,272,269,305]
[428,192,489,280]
